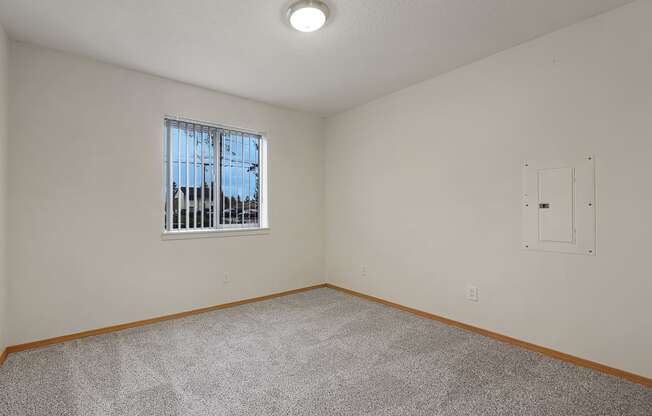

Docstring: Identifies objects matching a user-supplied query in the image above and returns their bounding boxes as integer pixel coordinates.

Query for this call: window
[163,118,267,234]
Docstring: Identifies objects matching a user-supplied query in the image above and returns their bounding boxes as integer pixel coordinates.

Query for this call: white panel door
[538,167,574,243]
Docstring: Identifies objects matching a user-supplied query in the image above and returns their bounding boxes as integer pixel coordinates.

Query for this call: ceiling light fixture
[287,0,329,33]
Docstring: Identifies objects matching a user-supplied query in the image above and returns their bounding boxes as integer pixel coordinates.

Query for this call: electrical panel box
[522,156,595,255]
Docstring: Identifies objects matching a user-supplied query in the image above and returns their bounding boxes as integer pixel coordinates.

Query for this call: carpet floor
[0,288,650,415]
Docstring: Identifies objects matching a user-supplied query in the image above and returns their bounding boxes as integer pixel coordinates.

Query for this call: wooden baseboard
[5,284,327,356]
[0,347,7,366]
[325,284,652,388]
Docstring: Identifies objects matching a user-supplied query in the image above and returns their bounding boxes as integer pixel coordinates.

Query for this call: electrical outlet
[467,285,479,302]
[361,265,367,277]
[223,272,230,284]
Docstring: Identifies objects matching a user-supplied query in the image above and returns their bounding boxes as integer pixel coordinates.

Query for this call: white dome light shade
[288,0,329,32]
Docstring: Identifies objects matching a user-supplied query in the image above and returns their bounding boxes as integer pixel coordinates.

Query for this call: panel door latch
[539,203,550,209]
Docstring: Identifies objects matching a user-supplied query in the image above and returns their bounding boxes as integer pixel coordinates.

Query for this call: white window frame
[161,115,269,240]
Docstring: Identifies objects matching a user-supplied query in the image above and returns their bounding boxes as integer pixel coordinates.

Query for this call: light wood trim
[325,284,652,388]
[5,284,327,355]
[0,348,7,366]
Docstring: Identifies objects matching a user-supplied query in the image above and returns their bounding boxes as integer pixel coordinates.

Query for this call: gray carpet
[0,288,650,415]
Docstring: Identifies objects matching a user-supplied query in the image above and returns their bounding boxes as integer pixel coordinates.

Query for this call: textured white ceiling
[0,0,633,114]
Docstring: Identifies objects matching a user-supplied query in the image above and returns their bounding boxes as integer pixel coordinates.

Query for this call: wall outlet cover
[467,285,479,302]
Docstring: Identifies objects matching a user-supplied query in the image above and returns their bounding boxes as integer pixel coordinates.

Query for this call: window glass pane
[219,132,260,226]
[172,126,180,229]
[247,136,260,225]
[165,119,261,232]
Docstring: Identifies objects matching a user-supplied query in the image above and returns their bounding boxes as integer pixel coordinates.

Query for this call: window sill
[161,227,270,240]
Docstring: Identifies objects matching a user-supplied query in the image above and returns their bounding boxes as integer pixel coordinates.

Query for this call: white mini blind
[164,119,262,232]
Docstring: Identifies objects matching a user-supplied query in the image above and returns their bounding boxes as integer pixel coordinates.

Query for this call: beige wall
[7,42,324,345]
[324,1,652,378]
[0,23,8,352]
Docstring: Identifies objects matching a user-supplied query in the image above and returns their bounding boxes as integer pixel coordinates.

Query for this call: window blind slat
[229,131,234,225]
[192,125,197,229]
[221,132,225,226]
[213,129,222,227]
[240,134,247,224]
[185,125,189,229]
[176,124,182,230]
[200,125,205,228]
[209,129,214,228]
[242,137,246,224]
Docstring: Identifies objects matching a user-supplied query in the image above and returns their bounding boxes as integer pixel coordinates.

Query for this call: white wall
[324,1,652,378]
[0,23,8,352]
[7,42,324,345]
